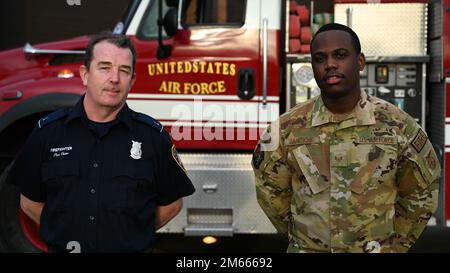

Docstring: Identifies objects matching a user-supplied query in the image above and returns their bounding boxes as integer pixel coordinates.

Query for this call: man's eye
[99,67,109,70]
[314,56,325,63]
[120,69,131,75]
[336,51,347,59]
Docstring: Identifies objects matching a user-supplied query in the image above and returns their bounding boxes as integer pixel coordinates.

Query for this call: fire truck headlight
[202,236,217,245]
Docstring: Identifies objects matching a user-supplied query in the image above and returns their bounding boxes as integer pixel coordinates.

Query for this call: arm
[393,128,440,252]
[252,121,292,237]
[154,131,194,230]
[155,198,182,230]
[20,194,44,225]
[7,126,47,225]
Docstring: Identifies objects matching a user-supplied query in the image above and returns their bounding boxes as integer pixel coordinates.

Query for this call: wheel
[0,163,46,252]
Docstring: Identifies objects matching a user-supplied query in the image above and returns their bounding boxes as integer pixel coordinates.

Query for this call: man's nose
[324,58,337,70]
[109,68,120,83]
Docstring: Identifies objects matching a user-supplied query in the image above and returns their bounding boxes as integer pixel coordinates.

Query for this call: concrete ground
[409,226,450,253]
[152,226,450,253]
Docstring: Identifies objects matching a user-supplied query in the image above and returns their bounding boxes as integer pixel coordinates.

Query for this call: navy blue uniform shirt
[7,97,195,252]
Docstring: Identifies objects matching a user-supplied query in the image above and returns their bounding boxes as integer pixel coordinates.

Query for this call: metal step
[159,153,277,235]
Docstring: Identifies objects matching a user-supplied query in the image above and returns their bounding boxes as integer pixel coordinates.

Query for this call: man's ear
[79,65,89,86]
[358,52,366,71]
[130,73,136,86]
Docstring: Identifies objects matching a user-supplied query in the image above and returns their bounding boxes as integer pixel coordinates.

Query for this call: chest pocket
[41,159,80,210]
[291,139,329,195]
[106,159,155,210]
[347,137,398,195]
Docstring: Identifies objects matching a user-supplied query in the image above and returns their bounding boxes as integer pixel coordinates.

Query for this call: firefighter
[6,31,195,252]
[252,23,440,253]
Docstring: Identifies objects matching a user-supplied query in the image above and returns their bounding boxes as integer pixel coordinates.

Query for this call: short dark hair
[311,23,361,54]
[84,31,137,74]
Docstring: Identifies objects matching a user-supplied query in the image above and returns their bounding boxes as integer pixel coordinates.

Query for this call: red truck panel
[446,81,450,223]
[334,0,428,3]
[444,0,450,77]
[128,27,281,151]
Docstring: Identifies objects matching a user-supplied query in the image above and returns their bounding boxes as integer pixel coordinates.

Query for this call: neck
[83,98,124,122]
[321,89,361,114]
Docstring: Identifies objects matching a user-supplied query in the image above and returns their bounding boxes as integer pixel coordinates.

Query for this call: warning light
[57,69,74,78]
[375,65,389,84]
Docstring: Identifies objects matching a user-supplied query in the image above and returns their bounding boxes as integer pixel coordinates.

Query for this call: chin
[100,99,124,108]
[321,89,349,99]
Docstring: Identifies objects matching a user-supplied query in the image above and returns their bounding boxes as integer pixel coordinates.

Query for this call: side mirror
[163,7,178,37]
[157,0,178,59]
[165,0,178,8]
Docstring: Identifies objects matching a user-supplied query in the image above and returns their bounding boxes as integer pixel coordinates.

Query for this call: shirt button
[89,216,95,221]
[90,188,96,194]
[93,163,99,168]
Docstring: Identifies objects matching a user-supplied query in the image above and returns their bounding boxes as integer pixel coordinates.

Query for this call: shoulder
[369,95,417,132]
[369,95,408,119]
[368,95,424,146]
[279,96,317,130]
[131,111,164,133]
[37,108,70,129]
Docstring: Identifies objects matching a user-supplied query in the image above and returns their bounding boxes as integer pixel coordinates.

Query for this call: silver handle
[262,18,268,107]
[346,6,353,28]
[23,43,85,55]
[202,184,218,193]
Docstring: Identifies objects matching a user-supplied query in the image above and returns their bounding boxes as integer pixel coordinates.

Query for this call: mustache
[323,72,345,81]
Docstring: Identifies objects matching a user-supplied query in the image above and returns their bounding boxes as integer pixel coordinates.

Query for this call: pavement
[153,226,450,253]
[410,226,450,253]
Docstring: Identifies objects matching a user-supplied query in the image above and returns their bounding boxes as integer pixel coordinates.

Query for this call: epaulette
[133,112,164,133]
[37,108,69,129]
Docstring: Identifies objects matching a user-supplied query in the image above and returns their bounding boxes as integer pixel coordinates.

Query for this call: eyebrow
[312,48,349,55]
[97,61,132,71]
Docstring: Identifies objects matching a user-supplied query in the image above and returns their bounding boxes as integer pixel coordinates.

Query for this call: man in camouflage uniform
[252,23,440,253]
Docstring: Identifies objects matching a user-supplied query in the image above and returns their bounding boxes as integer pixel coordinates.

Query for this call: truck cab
[0,0,449,252]
[0,0,283,252]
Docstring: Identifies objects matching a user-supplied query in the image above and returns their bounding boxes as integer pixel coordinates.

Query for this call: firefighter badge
[130,140,142,160]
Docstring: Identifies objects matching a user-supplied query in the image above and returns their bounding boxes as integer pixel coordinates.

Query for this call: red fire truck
[0,0,448,252]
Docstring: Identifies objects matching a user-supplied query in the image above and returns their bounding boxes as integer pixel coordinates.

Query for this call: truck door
[124,0,280,150]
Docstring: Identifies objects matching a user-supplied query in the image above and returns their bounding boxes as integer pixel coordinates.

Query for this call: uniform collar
[311,90,376,129]
[65,95,133,130]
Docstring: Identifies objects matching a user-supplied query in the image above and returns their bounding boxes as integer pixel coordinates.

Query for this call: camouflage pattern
[252,91,440,253]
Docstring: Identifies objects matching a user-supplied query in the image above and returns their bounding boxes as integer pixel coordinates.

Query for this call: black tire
[0,163,42,252]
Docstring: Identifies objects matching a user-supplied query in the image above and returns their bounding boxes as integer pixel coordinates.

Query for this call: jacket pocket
[348,143,398,195]
[290,144,331,247]
[292,144,329,195]
[41,159,80,209]
[107,159,155,210]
